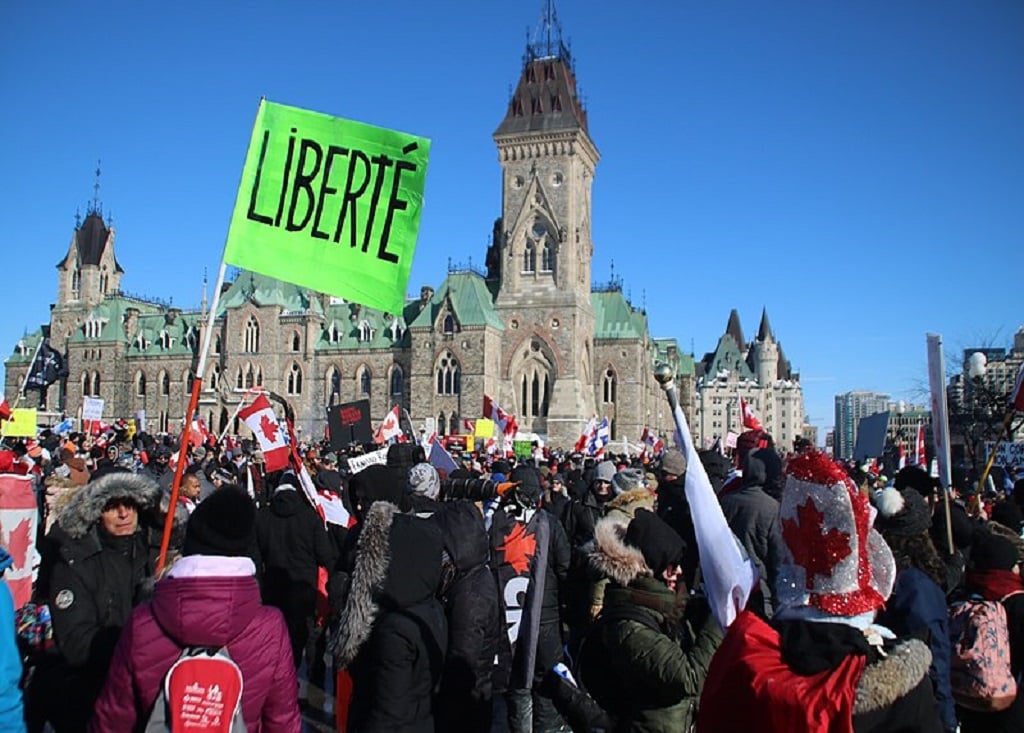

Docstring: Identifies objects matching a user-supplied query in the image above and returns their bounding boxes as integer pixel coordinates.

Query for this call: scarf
[966,568,1024,601]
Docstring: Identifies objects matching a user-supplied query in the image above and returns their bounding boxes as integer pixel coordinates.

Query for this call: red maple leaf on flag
[6,518,32,572]
[497,523,537,575]
[259,414,280,444]
[782,497,851,588]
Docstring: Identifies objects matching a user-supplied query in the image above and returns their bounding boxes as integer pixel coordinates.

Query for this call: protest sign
[513,440,533,460]
[345,447,389,474]
[224,100,431,315]
[82,397,104,422]
[475,418,495,439]
[327,399,372,450]
[984,441,1024,469]
[5,409,37,438]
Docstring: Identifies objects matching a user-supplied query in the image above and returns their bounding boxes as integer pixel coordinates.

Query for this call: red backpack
[145,646,246,732]
[948,592,1023,712]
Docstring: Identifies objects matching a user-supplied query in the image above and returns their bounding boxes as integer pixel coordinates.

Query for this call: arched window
[71,269,81,294]
[326,366,342,403]
[522,241,536,273]
[390,365,404,396]
[244,316,260,353]
[541,241,554,272]
[160,370,170,396]
[93,371,101,397]
[209,364,221,391]
[603,368,617,403]
[213,335,222,355]
[236,367,244,390]
[159,411,168,433]
[359,367,371,396]
[449,413,459,436]
[513,339,555,418]
[437,412,447,437]
[81,372,90,395]
[442,314,456,335]
[287,363,303,395]
[135,372,146,397]
[436,352,460,395]
[358,320,373,342]
[256,367,263,386]
[244,363,255,389]
[291,331,301,352]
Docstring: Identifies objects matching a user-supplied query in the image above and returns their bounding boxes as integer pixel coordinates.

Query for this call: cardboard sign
[346,446,389,474]
[4,409,37,438]
[513,440,533,460]
[475,418,495,438]
[985,441,1024,469]
[327,399,372,450]
[853,411,889,462]
[82,397,104,421]
[224,99,431,315]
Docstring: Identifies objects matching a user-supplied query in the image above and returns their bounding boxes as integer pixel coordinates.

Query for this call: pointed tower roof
[57,211,124,273]
[494,2,589,137]
[757,307,774,341]
[725,309,745,351]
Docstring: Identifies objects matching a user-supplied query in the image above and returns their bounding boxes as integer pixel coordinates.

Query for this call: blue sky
[2,1,1022,441]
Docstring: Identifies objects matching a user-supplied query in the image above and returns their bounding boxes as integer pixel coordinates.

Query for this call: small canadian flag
[374,405,405,444]
[738,394,763,431]
[238,394,289,473]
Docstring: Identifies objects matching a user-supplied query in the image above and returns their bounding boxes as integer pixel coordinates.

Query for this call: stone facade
[5,34,697,450]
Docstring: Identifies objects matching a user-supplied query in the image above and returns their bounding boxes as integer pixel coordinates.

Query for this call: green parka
[580,516,722,733]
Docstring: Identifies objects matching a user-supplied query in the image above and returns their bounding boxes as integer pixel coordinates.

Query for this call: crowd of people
[0,422,1021,732]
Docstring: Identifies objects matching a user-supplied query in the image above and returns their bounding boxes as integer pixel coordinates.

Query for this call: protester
[329,500,448,732]
[580,508,722,731]
[698,451,943,732]
[27,470,159,732]
[91,488,301,731]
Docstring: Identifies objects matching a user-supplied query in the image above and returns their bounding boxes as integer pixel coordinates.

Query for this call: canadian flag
[238,394,290,472]
[575,418,597,453]
[189,418,211,448]
[640,426,664,458]
[897,444,907,470]
[374,405,405,444]
[483,394,518,437]
[914,423,927,467]
[1011,362,1024,413]
[738,394,763,431]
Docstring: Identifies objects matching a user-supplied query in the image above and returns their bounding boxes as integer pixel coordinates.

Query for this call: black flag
[26,342,68,390]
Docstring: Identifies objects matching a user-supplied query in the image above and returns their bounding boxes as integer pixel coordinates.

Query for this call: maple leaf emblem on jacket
[782,496,852,588]
[498,522,537,575]
[259,414,280,444]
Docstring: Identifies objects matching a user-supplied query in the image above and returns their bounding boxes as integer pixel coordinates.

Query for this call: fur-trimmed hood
[329,501,444,669]
[854,638,932,715]
[56,470,160,540]
[589,515,652,587]
[604,488,656,519]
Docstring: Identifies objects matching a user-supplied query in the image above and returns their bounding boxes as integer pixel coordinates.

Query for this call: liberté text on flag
[224,99,432,316]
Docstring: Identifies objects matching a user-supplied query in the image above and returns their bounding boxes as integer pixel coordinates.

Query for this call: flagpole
[156,258,230,574]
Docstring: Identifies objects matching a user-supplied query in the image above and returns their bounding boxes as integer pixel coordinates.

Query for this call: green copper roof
[704,333,755,381]
[219,271,325,316]
[652,337,695,377]
[67,295,166,344]
[5,329,44,365]
[592,290,647,340]
[126,311,204,356]
[408,272,504,330]
[316,300,411,351]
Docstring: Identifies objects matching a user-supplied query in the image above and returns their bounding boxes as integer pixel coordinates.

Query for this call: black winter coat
[436,502,503,733]
[256,488,335,597]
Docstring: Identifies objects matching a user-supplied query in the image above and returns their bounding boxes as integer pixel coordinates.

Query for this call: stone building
[694,309,805,454]
[5,19,695,449]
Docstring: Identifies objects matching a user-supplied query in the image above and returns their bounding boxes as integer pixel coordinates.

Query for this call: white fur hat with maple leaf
[776,451,895,617]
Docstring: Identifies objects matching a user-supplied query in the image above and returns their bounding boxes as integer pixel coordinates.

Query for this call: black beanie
[972,532,1018,572]
[624,509,686,577]
[992,501,1024,535]
[510,465,542,505]
[182,488,256,557]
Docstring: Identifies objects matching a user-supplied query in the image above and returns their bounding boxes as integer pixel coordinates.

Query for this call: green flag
[224,100,431,314]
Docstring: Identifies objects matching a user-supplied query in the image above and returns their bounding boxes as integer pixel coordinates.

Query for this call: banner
[984,441,1024,469]
[326,399,372,450]
[82,397,105,422]
[442,435,474,453]
[224,99,431,315]
[5,409,37,438]
[345,446,389,474]
[0,474,39,608]
[926,334,952,489]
